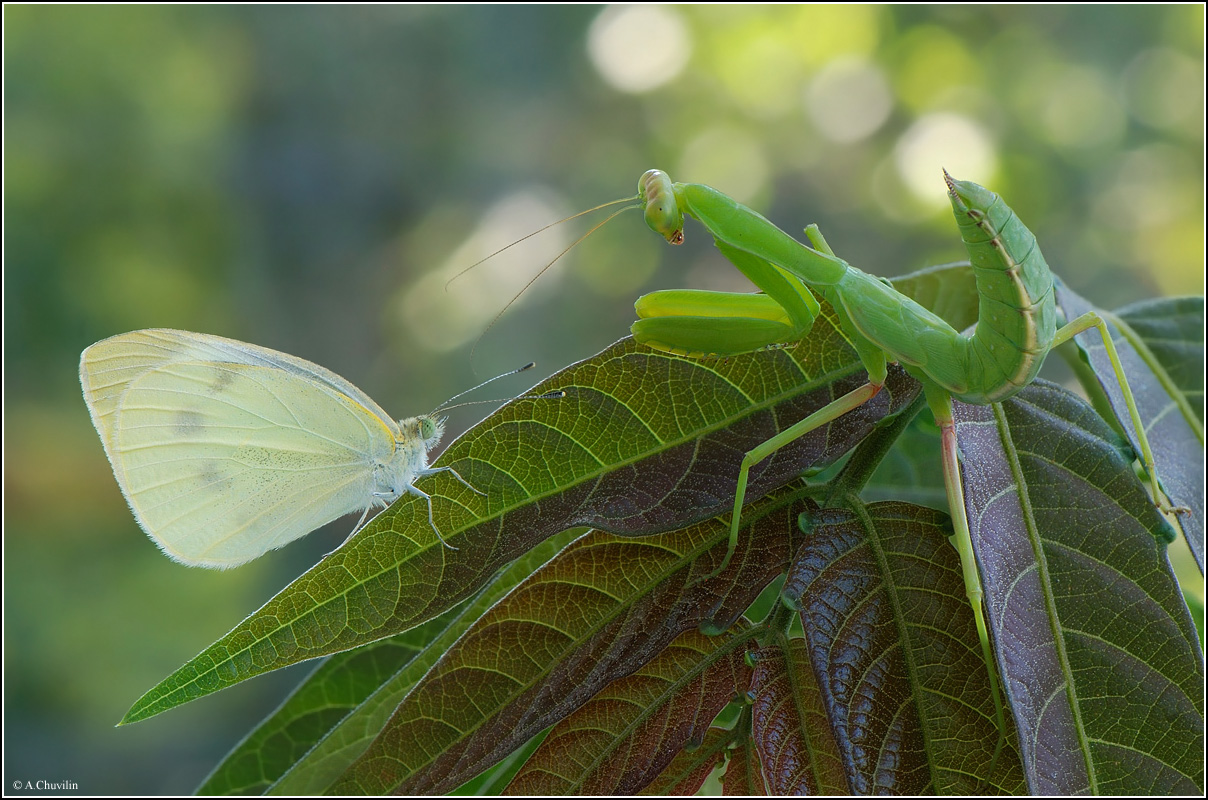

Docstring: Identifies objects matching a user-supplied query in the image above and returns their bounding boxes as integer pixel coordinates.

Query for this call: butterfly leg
[406,482,460,550]
[424,465,487,496]
[327,504,380,558]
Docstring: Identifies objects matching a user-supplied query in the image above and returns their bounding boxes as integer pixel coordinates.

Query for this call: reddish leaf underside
[503,628,751,795]
[748,634,849,794]
[785,501,1027,794]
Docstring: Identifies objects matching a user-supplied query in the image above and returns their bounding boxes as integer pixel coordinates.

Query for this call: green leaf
[196,626,432,796]
[197,529,579,796]
[116,271,1201,797]
[863,411,946,510]
[122,309,918,725]
[1118,297,1206,426]
[955,381,1204,794]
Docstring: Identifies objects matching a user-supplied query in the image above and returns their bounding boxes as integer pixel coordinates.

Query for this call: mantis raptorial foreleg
[633,236,821,359]
[626,168,1184,777]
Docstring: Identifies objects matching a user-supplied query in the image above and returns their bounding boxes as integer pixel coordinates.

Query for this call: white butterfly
[80,329,480,568]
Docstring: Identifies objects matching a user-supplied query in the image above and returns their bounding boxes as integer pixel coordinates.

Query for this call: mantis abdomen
[937,173,1057,403]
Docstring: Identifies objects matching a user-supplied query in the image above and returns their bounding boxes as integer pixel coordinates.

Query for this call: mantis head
[639,169,685,245]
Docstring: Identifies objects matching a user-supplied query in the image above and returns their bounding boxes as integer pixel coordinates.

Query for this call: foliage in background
[4,5,1202,794]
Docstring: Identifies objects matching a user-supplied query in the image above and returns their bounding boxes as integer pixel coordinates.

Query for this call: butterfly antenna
[445,195,638,290]
[469,203,640,369]
[436,388,567,414]
[431,360,539,413]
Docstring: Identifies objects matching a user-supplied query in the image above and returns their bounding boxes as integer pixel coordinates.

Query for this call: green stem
[821,389,926,506]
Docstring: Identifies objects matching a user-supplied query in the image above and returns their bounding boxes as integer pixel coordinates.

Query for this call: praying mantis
[621,168,1188,769]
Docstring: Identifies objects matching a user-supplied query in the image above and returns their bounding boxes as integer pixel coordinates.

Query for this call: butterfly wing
[81,329,401,568]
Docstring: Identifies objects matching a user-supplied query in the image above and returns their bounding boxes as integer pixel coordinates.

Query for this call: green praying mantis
[630,167,1179,552]
[615,168,1187,769]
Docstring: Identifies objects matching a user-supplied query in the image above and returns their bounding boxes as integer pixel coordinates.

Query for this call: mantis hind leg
[1054,311,1186,515]
[925,384,1008,781]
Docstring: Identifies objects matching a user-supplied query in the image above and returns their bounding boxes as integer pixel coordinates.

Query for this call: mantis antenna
[447,193,644,369]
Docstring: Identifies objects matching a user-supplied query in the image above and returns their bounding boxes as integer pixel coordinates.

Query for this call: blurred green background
[4,6,1203,794]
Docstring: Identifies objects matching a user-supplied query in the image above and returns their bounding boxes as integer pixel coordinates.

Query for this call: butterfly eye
[420,417,437,439]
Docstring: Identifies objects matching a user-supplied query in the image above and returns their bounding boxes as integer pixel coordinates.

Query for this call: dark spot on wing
[199,462,225,491]
[209,368,237,394]
[175,409,205,436]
